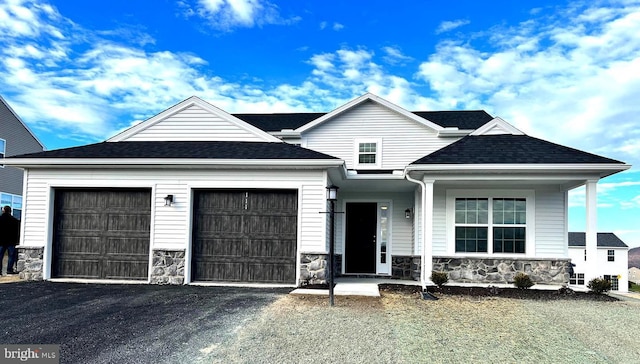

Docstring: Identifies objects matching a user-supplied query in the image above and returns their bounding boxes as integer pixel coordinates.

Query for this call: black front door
[345,202,377,274]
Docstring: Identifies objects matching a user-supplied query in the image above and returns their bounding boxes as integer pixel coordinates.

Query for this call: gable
[470,117,524,136]
[302,99,458,170]
[109,97,280,143]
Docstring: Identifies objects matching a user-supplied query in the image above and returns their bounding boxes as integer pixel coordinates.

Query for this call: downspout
[405,171,427,291]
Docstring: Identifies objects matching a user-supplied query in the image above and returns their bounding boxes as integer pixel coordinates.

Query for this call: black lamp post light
[326,185,339,306]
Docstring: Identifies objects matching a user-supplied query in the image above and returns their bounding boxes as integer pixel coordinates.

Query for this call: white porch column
[585,180,599,283]
[422,179,434,284]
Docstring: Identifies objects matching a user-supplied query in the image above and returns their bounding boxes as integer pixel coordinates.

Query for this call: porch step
[290,282,380,297]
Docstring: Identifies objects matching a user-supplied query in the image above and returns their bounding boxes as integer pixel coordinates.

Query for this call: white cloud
[333,22,344,31]
[183,0,299,30]
[436,19,470,34]
[417,1,640,169]
[320,21,344,31]
[382,46,413,65]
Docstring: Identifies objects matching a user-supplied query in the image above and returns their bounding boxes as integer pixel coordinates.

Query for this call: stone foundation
[150,249,185,285]
[391,255,421,280]
[299,253,329,285]
[17,247,44,281]
[432,257,571,284]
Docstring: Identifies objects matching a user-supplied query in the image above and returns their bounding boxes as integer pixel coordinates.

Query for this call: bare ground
[211,288,640,364]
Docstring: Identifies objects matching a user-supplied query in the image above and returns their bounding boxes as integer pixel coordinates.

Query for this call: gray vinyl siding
[302,100,459,170]
[20,168,327,253]
[125,104,268,142]
[0,99,44,195]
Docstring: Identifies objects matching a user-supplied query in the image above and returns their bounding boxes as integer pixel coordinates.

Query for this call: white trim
[295,93,444,133]
[406,164,630,173]
[470,117,525,136]
[49,278,149,284]
[376,202,392,275]
[108,96,281,143]
[0,137,5,168]
[354,138,382,169]
[445,189,536,257]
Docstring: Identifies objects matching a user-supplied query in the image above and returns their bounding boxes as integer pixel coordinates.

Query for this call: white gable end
[303,100,458,170]
[470,117,524,136]
[109,96,280,142]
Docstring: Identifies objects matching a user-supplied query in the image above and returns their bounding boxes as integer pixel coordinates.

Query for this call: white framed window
[0,138,5,168]
[447,190,534,255]
[354,138,382,169]
[607,249,615,262]
[570,273,585,285]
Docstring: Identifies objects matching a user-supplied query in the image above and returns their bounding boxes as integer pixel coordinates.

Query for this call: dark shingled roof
[11,141,339,160]
[234,113,325,132]
[233,110,494,132]
[568,232,628,248]
[412,111,494,129]
[412,135,624,165]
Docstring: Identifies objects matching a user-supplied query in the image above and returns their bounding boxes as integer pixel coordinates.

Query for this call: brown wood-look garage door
[52,189,151,280]
[192,189,297,284]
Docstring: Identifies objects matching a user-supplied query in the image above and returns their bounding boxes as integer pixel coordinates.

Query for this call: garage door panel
[53,189,151,280]
[192,189,298,284]
[105,260,148,280]
[105,238,150,256]
[57,213,102,231]
[55,259,100,279]
[246,263,296,283]
[247,239,296,258]
[246,216,297,235]
[107,214,151,232]
[193,262,244,281]
[56,237,102,255]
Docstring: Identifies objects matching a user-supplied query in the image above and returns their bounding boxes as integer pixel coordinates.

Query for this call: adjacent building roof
[411,135,625,165]
[234,110,494,132]
[10,141,339,160]
[568,232,628,248]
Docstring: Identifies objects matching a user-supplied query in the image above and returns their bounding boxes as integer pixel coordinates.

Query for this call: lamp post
[326,185,339,306]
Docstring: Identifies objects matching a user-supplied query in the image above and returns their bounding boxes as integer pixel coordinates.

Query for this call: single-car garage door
[52,189,151,280]
[192,189,297,284]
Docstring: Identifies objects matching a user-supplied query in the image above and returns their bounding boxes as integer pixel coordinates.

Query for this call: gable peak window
[0,138,5,168]
[354,138,382,169]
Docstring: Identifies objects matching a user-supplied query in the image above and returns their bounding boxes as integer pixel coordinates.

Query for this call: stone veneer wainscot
[17,247,44,281]
[150,249,185,285]
[432,257,571,284]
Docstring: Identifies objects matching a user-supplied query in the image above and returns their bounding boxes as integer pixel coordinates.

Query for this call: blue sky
[1,0,639,247]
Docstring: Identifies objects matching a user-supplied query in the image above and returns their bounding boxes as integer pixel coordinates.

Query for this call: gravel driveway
[2,282,639,363]
[0,281,289,363]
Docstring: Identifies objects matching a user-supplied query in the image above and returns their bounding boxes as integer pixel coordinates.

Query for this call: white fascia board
[108,96,281,143]
[437,129,473,137]
[295,93,444,133]
[4,158,345,169]
[470,117,525,136]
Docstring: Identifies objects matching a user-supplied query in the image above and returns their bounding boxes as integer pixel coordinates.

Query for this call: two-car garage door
[51,188,298,284]
[191,189,298,284]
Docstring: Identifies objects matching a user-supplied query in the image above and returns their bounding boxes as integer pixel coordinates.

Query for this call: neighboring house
[0,96,45,219]
[5,94,630,288]
[568,232,629,293]
[629,267,640,285]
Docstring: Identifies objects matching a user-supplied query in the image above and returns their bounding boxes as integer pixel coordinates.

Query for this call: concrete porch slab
[290,282,381,297]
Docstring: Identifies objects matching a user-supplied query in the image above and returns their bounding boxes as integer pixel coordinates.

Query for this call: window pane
[493,227,526,253]
[455,227,488,252]
[477,239,487,252]
[359,154,376,164]
[466,211,477,224]
[516,212,526,224]
[455,211,466,224]
[1,193,11,206]
[13,196,22,209]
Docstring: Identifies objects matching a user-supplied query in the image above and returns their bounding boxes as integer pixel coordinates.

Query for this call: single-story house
[568,232,629,292]
[6,93,630,288]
